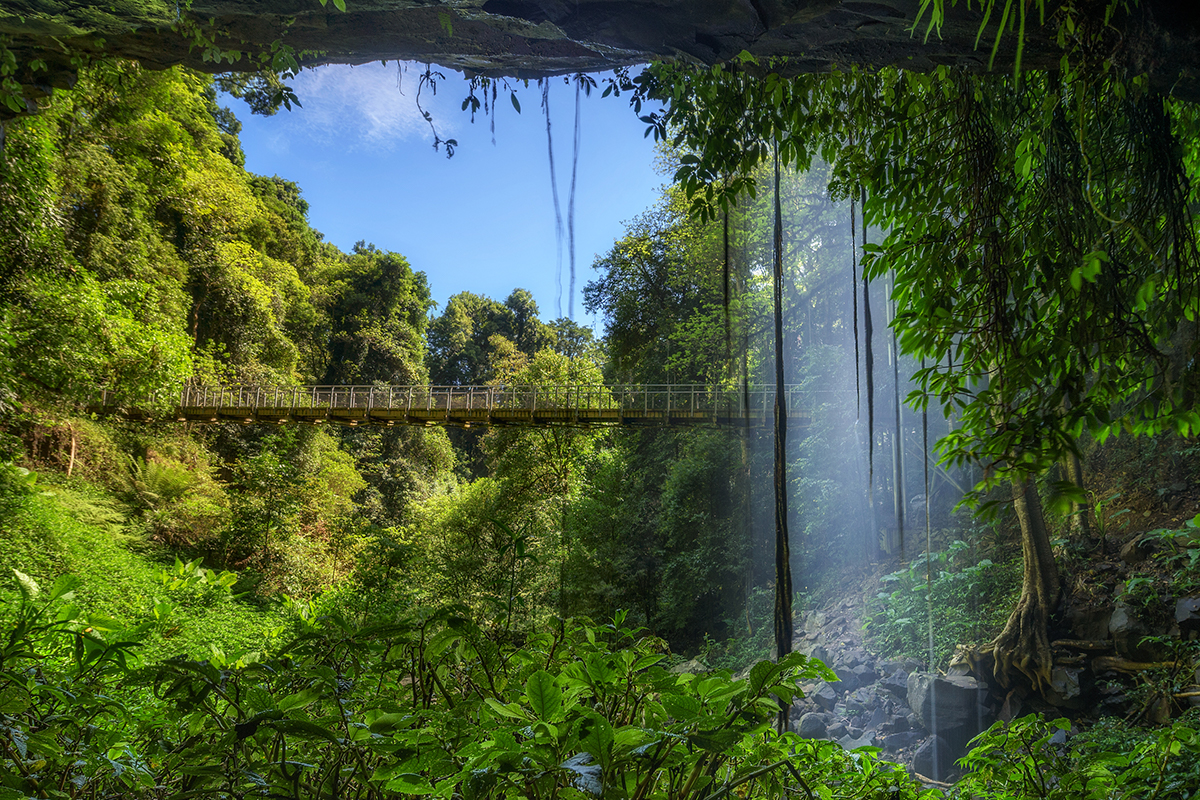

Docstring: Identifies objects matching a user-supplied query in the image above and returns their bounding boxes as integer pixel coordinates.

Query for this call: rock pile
[788,585,1200,781]
[789,599,995,782]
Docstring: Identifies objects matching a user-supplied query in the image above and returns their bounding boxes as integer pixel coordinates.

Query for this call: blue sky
[228,63,664,329]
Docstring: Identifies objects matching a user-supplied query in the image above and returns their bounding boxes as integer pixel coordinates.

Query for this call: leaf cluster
[0,578,942,800]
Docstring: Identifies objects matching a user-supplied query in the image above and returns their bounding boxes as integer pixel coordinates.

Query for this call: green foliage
[866,539,1021,669]
[158,556,239,607]
[426,288,556,386]
[323,242,433,386]
[955,712,1200,799]
[635,61,1200,511]
[0,584,940,800]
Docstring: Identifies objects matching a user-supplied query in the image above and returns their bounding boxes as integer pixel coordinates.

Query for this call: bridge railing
[161,383,843,416]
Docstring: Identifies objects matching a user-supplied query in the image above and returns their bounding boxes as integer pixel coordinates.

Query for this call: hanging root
[990,588,1054,693]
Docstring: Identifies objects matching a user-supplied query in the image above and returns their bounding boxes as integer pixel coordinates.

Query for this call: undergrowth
[865,540,1022,670]
[0,464,289,663]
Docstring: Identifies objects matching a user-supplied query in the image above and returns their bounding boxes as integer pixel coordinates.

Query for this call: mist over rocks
[789,570,1200,781]
[791,599,972,777]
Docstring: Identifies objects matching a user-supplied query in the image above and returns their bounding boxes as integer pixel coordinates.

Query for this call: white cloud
[285,62,458,150]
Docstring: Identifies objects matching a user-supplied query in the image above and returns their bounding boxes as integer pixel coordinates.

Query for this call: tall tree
[637,56,1200,688]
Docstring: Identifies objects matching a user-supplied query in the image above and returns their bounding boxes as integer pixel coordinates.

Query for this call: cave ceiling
[0,1,1198,113]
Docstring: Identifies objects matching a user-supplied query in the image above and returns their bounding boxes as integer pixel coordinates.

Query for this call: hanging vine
[771,144,793,718]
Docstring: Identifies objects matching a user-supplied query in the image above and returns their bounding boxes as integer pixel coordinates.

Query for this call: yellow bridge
[93,384,821,429]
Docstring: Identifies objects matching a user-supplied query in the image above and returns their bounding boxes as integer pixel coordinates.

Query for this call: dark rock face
[912,735,956,781]
[797,711,828,739]
[1177,597,1200,637]
[906,672,992,751]
[791,602,990,778]
[1044,666,1086,710]
[2,0,1200,121]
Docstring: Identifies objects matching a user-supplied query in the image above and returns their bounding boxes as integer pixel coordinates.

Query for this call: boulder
[881,731,924,752]
[845,687,876,714]
[833,665,862,692]
[906,672,992,759]
[1109,603,1168,661]
[826,722,848,740]
[1065,604,1113,641]
[906,673,991,738]
[850,663,878,687]
[1120,536,1151,565]
[912,735,956,782]
[797,712,828,739]
[837,730,875,750]
[880,669,909,698]
[1176,597,1200,637]
[864,705,888,730]
[810,682,839,712]
[1044,667,1086,710]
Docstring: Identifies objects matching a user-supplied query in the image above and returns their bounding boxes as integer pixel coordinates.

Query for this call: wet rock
[879,715,911,734]
[1045,667,1086,710]
[880,669,909,698]
[838,730,874,750]
[1176,597,1200,637]
[826,722,848,740]
[797,712,828,739]
[912,735,956,781]
[811,682,839,711]
[881,731,923,752]
[907,673,991,739]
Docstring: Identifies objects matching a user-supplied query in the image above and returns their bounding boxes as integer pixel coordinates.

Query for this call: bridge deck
[93,384,824,429]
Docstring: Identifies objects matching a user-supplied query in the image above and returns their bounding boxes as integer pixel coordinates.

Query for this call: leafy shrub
[0,578,940,800]
[955,713,1200,799]
[865,540,1021,669]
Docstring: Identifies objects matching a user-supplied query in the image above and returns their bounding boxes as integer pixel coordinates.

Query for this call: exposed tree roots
[991,477,1062,693]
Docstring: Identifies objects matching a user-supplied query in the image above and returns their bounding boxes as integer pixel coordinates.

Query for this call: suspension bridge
[92,384,824,430]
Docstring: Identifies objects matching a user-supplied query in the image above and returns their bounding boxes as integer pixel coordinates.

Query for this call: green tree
[426,288,554,386]
[322,242,432,386]
[484,349,607,621]
[635,57,1200,687]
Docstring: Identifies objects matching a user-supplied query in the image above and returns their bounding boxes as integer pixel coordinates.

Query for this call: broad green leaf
[688,729,740,752]
[483,697,527,720]
[369,712,412,733]
[268,719,339,742]
[748,659,782,695]
[525,670,562,721]
[277,688,322,710]
[660,693,702,721]
[48,574,81,602]
[385,773,437,795]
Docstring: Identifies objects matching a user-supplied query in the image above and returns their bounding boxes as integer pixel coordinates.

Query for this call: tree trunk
[66,425,77,478]
[991,476,1061,691]
[1062,448,1092,540]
